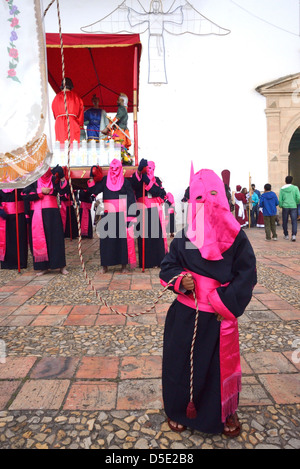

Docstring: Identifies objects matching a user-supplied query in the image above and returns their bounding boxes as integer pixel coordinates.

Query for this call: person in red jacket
[234,185,248,227]
[52,78,84,144]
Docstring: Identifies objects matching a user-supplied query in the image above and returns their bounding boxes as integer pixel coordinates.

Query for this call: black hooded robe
[159,229,257,434]
[0,189,28,270]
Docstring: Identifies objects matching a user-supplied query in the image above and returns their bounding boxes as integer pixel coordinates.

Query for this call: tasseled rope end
[186,400,197,419]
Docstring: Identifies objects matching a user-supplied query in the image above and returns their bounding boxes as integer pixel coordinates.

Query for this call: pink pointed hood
[186,166,240,260]
[106,159,124,191]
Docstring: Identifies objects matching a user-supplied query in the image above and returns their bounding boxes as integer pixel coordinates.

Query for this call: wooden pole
[248,173,251,228]
[69,202,72,241]
[14,189,21,273]
[133,45,139,165]
[142,182,145,272]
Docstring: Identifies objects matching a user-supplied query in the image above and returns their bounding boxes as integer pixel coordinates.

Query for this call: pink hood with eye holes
[186,166,241,260]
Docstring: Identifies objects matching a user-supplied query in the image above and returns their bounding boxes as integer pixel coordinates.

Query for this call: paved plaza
[0,223,300,449]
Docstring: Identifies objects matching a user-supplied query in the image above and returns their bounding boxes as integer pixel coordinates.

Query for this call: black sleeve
[208,232,257,318]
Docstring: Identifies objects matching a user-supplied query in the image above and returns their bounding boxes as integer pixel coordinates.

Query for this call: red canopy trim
[46,33,142,113]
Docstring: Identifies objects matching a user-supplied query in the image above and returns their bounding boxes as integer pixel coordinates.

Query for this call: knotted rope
[49,0,199,417]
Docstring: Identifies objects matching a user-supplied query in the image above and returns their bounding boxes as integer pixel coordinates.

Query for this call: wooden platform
[66,166,137,188]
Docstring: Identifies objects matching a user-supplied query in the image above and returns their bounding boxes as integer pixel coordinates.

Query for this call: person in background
[234,185,248,228]
[131,159,170,268]
[250,184,261,227]
[84,94,109,142]
[22,168,68,276]
[297,186,300,221]
[77,188,94,239]
[259,183,279,241]
[0,189,28,269]
[250,188,259,227]
[52,165,78,240]
[86,161,137,273]
[279,175,300,242]
[103,93,131,149]
[52,77,84,144]
[165,192,176,238]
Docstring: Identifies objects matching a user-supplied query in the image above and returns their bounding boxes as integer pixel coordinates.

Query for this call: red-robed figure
[52,78,84,143]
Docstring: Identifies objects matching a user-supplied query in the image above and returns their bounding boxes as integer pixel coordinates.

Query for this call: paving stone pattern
[0,227,300,449]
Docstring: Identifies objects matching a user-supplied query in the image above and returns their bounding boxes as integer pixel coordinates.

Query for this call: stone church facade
[256,73,300,194]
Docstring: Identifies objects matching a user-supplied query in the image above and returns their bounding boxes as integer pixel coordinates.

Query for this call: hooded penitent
[106,159,124,191]
[32,168,55,263]
[146,161,156,184]
[37,167,53,190]
[90,165,103,183]
[186,165,240,261]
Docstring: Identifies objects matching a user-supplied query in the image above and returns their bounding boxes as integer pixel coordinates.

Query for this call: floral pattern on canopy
[0,0,52,188]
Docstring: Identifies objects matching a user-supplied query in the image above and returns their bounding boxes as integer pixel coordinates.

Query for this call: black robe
[130,173,168,268]
[0,189,28,269]
[22,179,66,271]
[87,176,136,267]
[159,229,257,434]
[59,181,79,239]
[78,189,94,239]
[165,202,176,235]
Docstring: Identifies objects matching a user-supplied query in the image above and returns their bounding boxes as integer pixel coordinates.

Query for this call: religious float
[46,32,142,186]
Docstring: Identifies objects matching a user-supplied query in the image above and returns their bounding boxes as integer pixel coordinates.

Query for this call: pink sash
[161,270,242,423]
[103,198,127,213]
[103,199,137,268]
[31,196,58,263]
[80,201,91,236]
[0,213,6,261]
[126,223,137,268]
[60,199,72,232]
[137,197,168,253]
[0,202,25,261]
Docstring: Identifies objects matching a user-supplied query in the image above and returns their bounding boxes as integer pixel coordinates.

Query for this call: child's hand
[181,273,195,291]
[41,187,51,195]
[215,313,224,322]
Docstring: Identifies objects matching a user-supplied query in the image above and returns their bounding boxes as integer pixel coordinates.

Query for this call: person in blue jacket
[259,183,279,241]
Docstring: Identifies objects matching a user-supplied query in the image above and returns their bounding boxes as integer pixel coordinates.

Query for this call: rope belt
[56,114,78,118]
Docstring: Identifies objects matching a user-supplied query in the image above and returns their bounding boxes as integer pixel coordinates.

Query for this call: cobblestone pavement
[0,224,300,450]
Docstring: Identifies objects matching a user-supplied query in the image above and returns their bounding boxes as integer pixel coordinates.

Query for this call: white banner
[0,0,52,187]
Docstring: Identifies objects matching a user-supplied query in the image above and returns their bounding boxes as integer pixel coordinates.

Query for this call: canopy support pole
[133,45,139,165]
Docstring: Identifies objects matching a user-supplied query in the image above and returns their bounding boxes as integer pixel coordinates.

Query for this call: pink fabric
[80,201,91,236]
[0,214,6,261]
[103,198,137,267]
[126,224,137,268]
[60,200,72,232]
[186,167,240,261]
[137,196,163,209]
[31,196,58,263]
[2,201,24,214]
[103,198,127,213]
[106,159,124,191]
[208,288,242,422]
[166,192,174,205]
[137,197,168,252]
[146,161,156,183]
[158,203,168,253]
[0,201,25,261]
[37,168,53,190]
[160,270,242,422]
[133,170,141,182]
